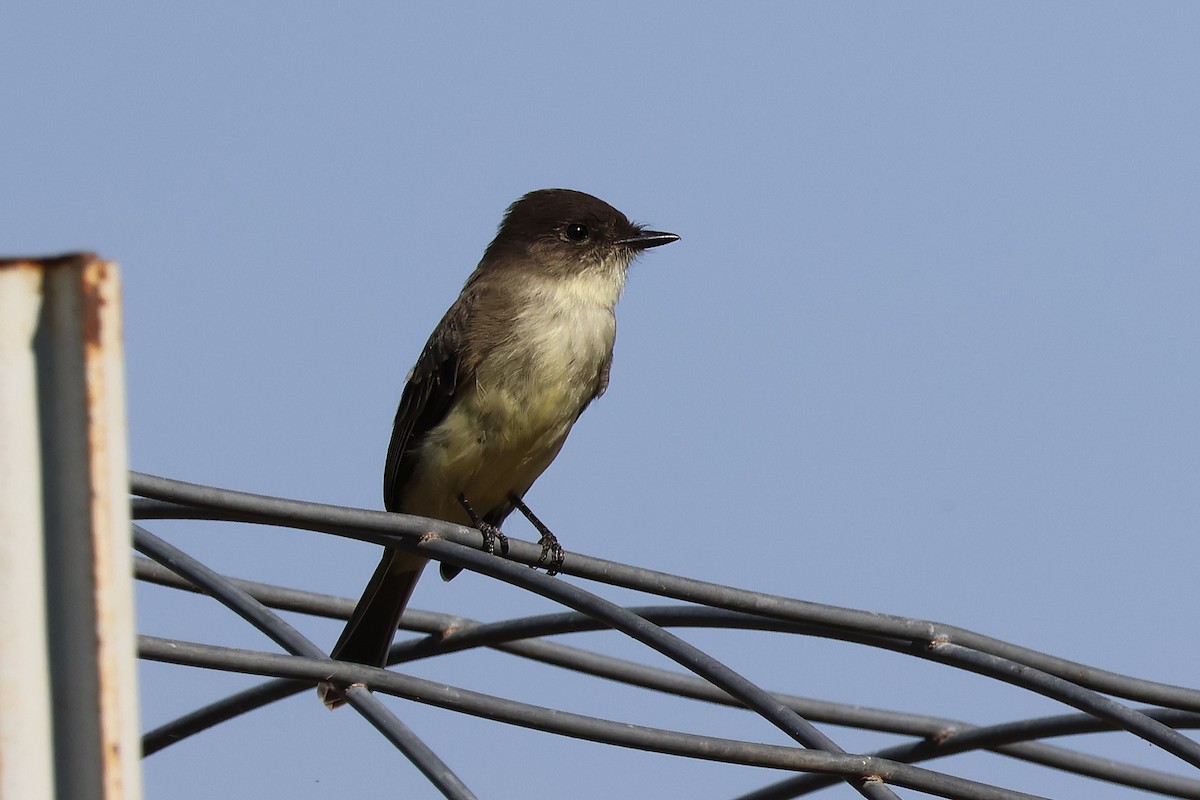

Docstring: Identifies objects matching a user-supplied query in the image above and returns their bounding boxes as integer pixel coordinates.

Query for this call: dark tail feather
[319,548,427,709]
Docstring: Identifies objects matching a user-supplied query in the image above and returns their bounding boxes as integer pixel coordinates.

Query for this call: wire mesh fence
[131,470,1200,800]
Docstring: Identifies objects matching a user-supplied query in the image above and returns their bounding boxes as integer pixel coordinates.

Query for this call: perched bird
[322,189,677,707]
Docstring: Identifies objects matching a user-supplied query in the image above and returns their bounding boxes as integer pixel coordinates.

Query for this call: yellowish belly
[398,282,617,523]
[398,372,593,523]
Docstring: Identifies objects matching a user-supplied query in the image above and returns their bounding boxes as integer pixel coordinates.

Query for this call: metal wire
[131,471,1200,799]
[134,558,1200,797]
[132,524,475,799]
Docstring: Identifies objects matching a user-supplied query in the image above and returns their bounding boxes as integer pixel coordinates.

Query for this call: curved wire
[131,472,1200,799]
[139,636,1049,800]
[129,476,1200,712]
[132,525,476,800]
[136,559,1200,798]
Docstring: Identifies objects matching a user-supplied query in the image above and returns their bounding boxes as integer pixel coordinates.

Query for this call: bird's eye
[564,223,590,243]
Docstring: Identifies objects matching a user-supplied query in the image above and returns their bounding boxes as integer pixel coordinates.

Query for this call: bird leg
[457,493,509,556]
[507,493,565,576]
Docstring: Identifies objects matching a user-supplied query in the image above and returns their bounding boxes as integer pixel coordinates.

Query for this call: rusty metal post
[0,254,142,800]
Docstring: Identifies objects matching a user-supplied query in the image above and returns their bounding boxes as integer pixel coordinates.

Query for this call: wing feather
[382,289,476,512]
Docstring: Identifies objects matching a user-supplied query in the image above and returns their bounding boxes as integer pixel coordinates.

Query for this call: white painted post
[0,259,56,800]
[0,254,142,800]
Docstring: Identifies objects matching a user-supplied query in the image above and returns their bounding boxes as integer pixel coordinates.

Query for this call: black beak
[617,229,680,250]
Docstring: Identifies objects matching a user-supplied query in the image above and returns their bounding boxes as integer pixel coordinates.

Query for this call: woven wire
[131,471,1200,800]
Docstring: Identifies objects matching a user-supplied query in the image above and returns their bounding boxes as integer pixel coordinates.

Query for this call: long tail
[319,548,427,709]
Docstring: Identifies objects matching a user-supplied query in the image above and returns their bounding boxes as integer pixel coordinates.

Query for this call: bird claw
[459,493,509,556]
[535,531,565,576]
[479,521,509,556]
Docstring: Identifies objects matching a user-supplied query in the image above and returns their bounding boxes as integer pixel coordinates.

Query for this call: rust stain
[0,251,96,270]
[80,255,131,799]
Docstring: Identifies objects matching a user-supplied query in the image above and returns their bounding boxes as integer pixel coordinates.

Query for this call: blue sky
[5,3,1200,798]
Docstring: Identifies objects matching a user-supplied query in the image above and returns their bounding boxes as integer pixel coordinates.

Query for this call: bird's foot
[479,520,509,556]
[535,530,565,576]
[508,492,566,576]
[458,493,509,555]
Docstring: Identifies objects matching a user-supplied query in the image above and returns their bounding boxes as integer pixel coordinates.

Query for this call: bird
[321,188,678,707]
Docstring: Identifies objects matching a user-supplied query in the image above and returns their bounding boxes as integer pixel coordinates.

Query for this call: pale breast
[481,281,616,447]
[402,272,622,519]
